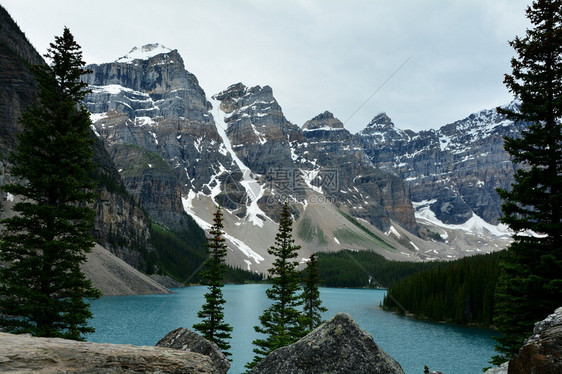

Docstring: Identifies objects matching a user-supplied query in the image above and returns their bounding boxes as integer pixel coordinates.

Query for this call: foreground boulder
[156,327,230,374]
[508,306,562,374]
[0,332,218,373]
[249,312,405,374]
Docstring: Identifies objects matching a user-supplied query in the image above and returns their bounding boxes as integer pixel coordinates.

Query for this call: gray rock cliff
[299,110,417,233]
[84,46,245,228]
[359,107,524,225]
[213,85,417,233]
[213,82,303,175]
[249,313,405,374]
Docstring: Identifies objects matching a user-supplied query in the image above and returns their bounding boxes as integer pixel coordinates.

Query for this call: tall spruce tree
[246,201,305,370]
[0,27,101,340]
[491,0,562,364]
[193,206,232,356]
[301,253,327,332]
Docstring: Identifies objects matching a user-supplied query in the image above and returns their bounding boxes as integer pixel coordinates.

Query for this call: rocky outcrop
[485,362,508,374]
[214,83,303,174]
[508,307,562,374]
[298,111,417,233]
[249,313,405,374]
[359,108,524,225]
[156,327,230,374]
[84,47,245,229]
[0,332,219,373]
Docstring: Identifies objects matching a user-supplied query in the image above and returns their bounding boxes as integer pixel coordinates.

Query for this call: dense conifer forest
[382,252,501,326]
[314,250,441,288]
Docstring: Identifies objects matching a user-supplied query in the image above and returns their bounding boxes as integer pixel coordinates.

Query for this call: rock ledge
[0,332,218,373]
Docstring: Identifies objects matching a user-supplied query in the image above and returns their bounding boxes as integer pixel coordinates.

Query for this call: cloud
[2,0,531,132]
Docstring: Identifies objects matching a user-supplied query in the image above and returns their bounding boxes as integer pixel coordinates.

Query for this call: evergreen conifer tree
[193,206,232,356]
[301,253,327,332]
[246,201,304,370]
[491,0,562,364]
[0,28,101,340]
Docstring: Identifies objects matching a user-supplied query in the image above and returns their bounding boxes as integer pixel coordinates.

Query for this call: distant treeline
[382,252,501,326]
[314,250,441,288]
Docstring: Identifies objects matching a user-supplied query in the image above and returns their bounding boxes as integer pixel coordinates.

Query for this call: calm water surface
[88,285,496,374]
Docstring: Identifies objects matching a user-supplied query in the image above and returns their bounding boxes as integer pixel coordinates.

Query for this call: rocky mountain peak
[213,82,303,152]
[84,43,210,121]
[367,112,394,129]
[302,111,345,131]
[116,43,173,63]
[213,83,276,116]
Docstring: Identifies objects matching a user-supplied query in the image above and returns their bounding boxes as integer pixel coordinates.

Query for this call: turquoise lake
[88,284,497,374]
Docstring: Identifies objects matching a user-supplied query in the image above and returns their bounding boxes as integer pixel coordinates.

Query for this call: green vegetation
[0,28,101,340]
[301,253,327,332]
[193,207,233,357]
[491,0,562,364]
[149,221,207,283]
[117,144,170,177]
[297,217,328,245]
[314,250,439,288]
[150,219,261,284]
[382,252,500,326]
[247,202,307,371]
[338,210,395,250]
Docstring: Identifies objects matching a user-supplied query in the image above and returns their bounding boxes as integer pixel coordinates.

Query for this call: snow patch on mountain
[413,200,511,237]
[181,192,265,264]
[210,99,270,227]
[116,43,172,63]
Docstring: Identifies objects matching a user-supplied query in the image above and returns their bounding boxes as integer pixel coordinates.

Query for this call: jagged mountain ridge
[84,46,433,271]
[359,104,524,226]
[83,44,521,271]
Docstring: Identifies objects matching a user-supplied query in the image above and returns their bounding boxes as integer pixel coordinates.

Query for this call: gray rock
[484,362,508,374]
[359,106,524,225]
[156,327,230,374]
[249,313,405,374]
[0,331,218,373]
[508,306,562,374]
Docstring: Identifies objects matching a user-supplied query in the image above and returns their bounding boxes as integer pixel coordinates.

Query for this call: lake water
[88,285,497,374]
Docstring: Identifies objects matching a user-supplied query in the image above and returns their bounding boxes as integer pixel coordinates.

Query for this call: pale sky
[2,0,531,133]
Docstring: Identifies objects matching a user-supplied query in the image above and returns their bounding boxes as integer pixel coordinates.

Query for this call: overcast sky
[2,0,531,133]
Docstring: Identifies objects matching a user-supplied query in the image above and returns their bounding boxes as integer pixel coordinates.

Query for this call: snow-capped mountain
[359,105,525,226]
[82,44,522,272]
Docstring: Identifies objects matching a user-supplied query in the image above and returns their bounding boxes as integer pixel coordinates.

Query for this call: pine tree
[0,27,101,340]
[301,253,327,332]
[246,201,304,370]
[193,206,232,356]
[491,0,562,364]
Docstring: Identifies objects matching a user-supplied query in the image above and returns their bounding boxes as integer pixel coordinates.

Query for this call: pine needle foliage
[0,27,101,340]
[301,253,327,332]
[193,206,232,356]
[246,201,304,370]
[491,0,562,364]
